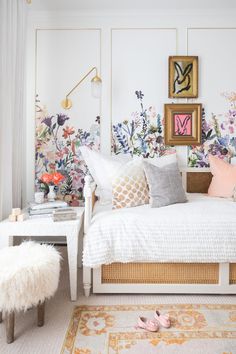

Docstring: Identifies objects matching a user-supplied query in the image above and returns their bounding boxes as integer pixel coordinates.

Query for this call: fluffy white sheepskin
[0,241,61,312]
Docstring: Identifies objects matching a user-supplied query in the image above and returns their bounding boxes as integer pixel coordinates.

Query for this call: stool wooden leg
[37,301,45,327]
[6,312,14,344]
[0,311,2,323]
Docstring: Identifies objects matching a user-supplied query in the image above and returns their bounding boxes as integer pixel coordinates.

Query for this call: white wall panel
[188,28,236,116]
[36,29,101,131]
[112,29,177,123]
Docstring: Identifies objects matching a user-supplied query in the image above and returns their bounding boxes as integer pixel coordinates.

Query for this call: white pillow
[79,146,128,204]
[80,146,177,204]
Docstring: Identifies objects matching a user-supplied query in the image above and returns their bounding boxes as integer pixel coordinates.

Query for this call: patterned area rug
[61,304,236,354]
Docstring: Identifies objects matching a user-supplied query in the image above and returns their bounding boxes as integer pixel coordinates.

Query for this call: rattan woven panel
[187,172,212,193]
[230,264,236,284]
[102,263,219,284]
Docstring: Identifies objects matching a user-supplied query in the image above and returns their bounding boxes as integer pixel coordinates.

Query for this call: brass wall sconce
[61,67,102,110]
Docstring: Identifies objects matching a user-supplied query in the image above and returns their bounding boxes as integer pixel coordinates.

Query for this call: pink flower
[56,150,64,159]
[73,157,80,164]
[49,163,56,170]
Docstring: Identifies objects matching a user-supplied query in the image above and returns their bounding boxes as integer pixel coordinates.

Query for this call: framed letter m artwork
[164,104,202,145]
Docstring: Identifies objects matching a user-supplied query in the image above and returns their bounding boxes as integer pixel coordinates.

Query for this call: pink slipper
[137,316,159,332]
[154,310,171,328]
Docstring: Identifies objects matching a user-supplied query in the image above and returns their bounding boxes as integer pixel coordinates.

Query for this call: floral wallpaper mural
[188,92,236,167]
[35,89,236,205]
[35,95,100,205]
[112,90,175,157]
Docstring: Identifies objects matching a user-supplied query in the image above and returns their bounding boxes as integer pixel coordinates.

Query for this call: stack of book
[52,208,78,222]
[29,200,69,217]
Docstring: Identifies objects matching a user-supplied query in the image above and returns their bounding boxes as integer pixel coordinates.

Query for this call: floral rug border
[61,304,236,354]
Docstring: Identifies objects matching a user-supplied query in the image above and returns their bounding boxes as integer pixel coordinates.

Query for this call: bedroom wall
[25,9,236,204]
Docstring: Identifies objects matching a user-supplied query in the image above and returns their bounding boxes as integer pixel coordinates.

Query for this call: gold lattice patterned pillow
[112,159,149,209]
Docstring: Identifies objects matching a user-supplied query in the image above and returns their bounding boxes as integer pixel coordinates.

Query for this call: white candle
[35,192,44,204]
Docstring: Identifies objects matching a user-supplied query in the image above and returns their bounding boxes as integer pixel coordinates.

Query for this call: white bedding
[83,194,236,268]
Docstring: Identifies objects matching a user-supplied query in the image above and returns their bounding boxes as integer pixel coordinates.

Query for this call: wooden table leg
[37,301,45,327]
[66,233,78,301]
[6,312,14,344]
[0,311,2,323]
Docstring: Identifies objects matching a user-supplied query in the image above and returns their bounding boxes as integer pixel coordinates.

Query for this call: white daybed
[82,169,236,296]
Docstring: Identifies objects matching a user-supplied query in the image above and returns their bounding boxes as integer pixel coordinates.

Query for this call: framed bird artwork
[169,56,198,98]
[164,103,202,145]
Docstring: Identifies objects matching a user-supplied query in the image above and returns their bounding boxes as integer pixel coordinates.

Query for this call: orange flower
[40,172,64,185]
[40,173,53,184]
[63,126,75,139]
[52,172,64,185]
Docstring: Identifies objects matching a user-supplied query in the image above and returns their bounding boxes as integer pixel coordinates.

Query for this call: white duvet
[83,194,236,268]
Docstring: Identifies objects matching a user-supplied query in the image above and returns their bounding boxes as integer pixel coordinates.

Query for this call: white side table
[0,207,84,301]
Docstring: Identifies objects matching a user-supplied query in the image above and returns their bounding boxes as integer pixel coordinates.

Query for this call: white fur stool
[0,241,60,343]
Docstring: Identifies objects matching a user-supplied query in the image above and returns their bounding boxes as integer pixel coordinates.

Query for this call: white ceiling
[29,0,236,11]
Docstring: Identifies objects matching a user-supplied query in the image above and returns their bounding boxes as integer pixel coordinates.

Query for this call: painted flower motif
[221,110,236,135]
[169,310,207,330]
[112,91,175,157]
[221,91,236,108]
[49,163,56,170]
[35,96,48,120]
[79,312,115,336]
[57,113,69,126]
[188,93,236,167]
[46,150,56,161]
[135,90,144,100]
[42,116,53,128]
[62,126,75,139]
[35,97,100,204]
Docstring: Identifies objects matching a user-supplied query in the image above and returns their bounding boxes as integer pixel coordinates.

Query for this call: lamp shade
[91,75,102,98]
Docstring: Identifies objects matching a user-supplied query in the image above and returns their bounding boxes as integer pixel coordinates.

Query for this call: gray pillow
[143,161,187,208]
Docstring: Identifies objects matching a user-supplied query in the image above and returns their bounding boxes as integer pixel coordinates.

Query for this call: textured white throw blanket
[83,194,236,268]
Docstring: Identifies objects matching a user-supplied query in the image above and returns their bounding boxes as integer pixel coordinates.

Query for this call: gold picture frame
[164,103,202,145]
[169,56,198,98]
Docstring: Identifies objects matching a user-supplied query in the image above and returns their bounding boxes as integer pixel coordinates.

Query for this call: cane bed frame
[83,168,236,296]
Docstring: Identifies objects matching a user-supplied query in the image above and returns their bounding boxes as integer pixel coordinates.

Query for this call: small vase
[48,185,56,202]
